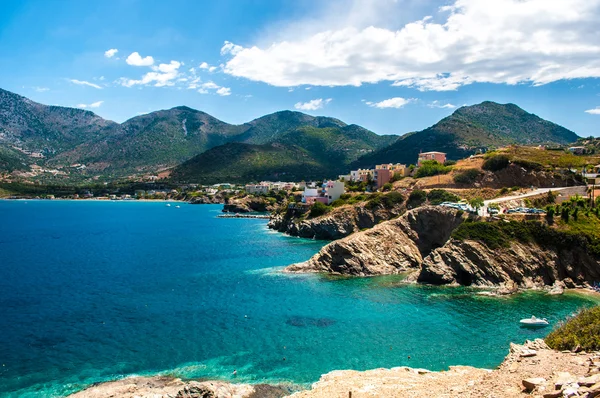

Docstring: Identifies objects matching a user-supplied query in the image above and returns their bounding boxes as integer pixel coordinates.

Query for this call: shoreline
[67,339,600,398]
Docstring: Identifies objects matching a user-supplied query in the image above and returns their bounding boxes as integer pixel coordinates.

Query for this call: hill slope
[354,101,579,167]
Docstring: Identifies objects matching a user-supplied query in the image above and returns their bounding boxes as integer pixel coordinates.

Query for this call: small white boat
[166,204,171,207]
[520,316,549,327]
[175,205,181,208]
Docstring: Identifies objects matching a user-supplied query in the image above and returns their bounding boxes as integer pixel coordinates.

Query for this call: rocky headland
[222,195,276,213]
[286,206,600,291]
[268,201,405,240]
[67,340,600,398]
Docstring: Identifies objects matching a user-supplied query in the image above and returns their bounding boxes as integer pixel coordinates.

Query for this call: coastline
[67,339,600,398]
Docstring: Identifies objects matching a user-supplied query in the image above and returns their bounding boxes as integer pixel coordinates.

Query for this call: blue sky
[1,0,600,137]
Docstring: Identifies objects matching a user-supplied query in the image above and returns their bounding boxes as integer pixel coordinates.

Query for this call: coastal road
[484,187,577,206]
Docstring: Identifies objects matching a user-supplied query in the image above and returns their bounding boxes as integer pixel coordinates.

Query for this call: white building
[245,184,270,195]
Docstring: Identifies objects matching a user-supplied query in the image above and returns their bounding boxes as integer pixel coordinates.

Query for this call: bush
[414,160,452,178]
[482,155,510,172]
[512,158,544,171]
[330,199,346,207]
[453,168,483,184]
[365,191,404,210]
[546,306,600,351]
[426,189,460,205]
[407,189,427,208]
[309,201,330,218]
[382,182,393,191]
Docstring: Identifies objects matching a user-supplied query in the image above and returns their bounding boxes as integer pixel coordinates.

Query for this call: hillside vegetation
[354,101,579,167]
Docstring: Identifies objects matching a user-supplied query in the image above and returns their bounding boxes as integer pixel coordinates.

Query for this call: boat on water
[166,204,171,207]
[520,316,549,327]
[175,205,181,208]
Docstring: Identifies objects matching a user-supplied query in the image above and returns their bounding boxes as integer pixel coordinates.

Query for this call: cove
[0,200,596,397]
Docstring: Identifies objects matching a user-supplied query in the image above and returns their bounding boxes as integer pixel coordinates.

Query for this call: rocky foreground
[69,340,600,398]
[286,206,600,291]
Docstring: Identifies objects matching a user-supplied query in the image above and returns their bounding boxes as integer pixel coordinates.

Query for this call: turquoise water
[0,200,596,397]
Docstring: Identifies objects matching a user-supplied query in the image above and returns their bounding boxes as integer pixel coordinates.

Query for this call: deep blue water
[0,200,597,397]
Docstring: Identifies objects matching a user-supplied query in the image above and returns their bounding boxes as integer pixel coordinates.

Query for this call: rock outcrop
[223,196,275,213]
[286,206,465,275]
[68,376,295,398]
[286,206,600,290]
[268,202,405,240]
[415,238,600,288]
[290,339,600,398]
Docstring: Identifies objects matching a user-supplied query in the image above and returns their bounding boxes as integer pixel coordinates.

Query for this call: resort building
[417,151,447,166]
[374,163,407,188]
[302,180,346,205]
[245,184,270,195]
[568,146,587,155]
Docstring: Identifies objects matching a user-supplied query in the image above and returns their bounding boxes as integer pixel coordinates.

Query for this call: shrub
[407,189,427,208]
[415,160,452,178]
[512,158,544,171]
[340,193,352,200]
[499,187,509,195]
[546,306,600,351]
[426,189,460,205]
[482,155,510,172]
[453,168,483,184]
[309,201,330,218]
[365,191,404,210]
[330,199,346,207]
[382,182,393,191]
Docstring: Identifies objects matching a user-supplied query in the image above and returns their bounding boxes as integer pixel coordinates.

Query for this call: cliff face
[268,202,405,240]
[286,206,464,275]
[286,206,600,290]
[223,196,275,213]
[417,238,600,288]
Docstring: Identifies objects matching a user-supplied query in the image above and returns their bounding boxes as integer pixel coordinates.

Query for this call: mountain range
[0,88,580,183]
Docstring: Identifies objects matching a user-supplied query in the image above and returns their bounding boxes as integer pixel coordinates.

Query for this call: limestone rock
[523,377,546,391]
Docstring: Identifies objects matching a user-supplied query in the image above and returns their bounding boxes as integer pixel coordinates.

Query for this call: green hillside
[171,142,332,184]
[354,101,579,167]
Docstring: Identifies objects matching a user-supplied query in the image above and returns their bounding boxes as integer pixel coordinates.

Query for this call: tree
[469,197,484,213]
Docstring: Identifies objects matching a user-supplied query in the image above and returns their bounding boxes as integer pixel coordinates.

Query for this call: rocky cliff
[223,195,275,213]
[416,237,600,289]
[285,206,464,275]
[286,206,600,290]
[268,202,405,240]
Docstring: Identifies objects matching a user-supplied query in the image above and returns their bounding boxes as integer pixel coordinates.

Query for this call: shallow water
[0,201,596,397]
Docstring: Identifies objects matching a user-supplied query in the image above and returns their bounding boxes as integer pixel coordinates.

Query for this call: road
[484,187,575,205]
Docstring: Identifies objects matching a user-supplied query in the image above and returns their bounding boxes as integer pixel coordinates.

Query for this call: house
[374,163,407,188]
[568,146,587,155]
[417,151,447,166]
[245,184,270,195]
[302,180,345,205]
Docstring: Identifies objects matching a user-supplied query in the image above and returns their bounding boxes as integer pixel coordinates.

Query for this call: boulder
[522,377,546,391]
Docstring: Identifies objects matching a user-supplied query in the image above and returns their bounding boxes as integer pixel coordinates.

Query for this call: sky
[1,0,600,137]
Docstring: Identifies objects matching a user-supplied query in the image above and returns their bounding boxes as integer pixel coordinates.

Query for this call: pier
[217,213,271,219]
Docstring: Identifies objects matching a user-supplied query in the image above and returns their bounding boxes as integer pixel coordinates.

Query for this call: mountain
[171,123,398,183]
[50,106,248,174]
[171,142,331,184]
[0,88,397,179]
[354,101,579,167]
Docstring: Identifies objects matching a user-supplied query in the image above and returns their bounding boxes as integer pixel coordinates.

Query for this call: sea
[0,200,597,397]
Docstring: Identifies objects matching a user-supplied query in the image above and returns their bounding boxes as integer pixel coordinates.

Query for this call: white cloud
[201,82,220,90]
[366,97,413,109]
[216,87,231,96]
[221,0,600,91]
[428,100,457,109]
[104,49,118,58]
[585,106,600,115]
[33,87,49,92]
[126,52,154,66]
[199,62,218,72]
[76,101,104,109]
[69,79,103,89]
[119,60,181,87]
[294,98,332,111]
